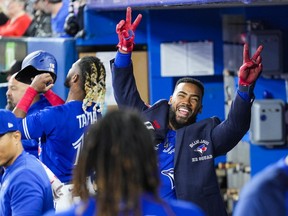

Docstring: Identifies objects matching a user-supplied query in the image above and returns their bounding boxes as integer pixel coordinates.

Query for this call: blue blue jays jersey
[18,101,101,183]
[22,95,52,158]
[44,193,205,216]
[156,129,176,200]
[0,151,54,215]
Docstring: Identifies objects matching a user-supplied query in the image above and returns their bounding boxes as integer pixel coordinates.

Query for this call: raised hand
[116,7,142,52]
[30,73,54,93]
[238,43,263,86]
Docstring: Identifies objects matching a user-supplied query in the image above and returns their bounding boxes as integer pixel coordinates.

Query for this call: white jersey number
[72,134,84,165]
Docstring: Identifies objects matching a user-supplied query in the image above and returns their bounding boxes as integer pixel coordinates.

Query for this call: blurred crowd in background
[0,0,85,37]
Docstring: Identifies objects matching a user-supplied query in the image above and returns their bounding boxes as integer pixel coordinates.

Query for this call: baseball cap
[0,110,18,135]
[0,60,23,76]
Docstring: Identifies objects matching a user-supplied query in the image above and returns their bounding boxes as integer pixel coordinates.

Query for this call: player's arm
[43,90,65,106]
[111,7,149,110]
[211,43,263,155]
[13,73,54,118]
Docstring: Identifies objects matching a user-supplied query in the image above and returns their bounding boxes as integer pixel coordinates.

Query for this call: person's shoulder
[241,158,285,196]
[168,199,205,215]
[144,99,169,111]
[21,154,46,173]
[8,154,47,184]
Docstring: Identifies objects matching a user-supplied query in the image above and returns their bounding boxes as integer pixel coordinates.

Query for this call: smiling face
[168,82,203,130]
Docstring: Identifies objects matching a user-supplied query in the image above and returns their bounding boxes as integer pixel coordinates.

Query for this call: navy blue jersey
[18,101,101,183]
[44,193,205,216]
[234,157,288,216]
[0,151,54,215]
[22,95,51,157]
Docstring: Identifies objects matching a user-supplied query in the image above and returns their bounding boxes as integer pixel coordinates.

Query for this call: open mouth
[177,106,191,118]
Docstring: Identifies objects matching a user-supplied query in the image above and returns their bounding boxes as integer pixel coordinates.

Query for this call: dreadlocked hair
[79,56,106,112]
[72,109,161,216]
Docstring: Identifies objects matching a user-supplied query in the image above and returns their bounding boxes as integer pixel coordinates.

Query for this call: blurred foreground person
[0,109,54,215]
[233,156,288,216]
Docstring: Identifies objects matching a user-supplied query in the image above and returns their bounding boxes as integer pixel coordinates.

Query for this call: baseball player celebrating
[13,56,106,211]
[111,7,263,216]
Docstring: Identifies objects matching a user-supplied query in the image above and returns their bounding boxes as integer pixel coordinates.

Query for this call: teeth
[179,107,189,112]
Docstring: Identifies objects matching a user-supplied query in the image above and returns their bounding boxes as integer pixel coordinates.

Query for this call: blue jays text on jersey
[189,139,213,162]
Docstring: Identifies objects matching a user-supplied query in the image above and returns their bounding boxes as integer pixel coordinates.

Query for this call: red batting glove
[116,7,142,52]
[238,43,263,86]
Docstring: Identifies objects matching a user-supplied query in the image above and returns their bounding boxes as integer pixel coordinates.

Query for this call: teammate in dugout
[0,110,54,215]
[6,51,64,158]
[13,56,106,185]
[110,7,263,216]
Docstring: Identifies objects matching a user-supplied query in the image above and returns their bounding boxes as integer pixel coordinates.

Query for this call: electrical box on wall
[249,30,283,76]
[250,99,285,146]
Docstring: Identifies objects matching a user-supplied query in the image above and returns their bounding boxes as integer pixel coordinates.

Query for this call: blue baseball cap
[0,110,19,135]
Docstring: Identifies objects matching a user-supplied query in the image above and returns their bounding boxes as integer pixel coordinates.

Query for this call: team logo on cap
[49,63,55,72]
[8,123,14,128]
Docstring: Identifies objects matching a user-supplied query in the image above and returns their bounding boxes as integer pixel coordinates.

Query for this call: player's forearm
[114,51,132,68]
[13,87,38,118]
[44,89,65,106]
[13,107,27,118]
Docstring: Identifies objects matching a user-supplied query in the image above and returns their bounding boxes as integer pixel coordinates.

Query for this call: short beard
[5,102,15,111]
[169,106,197,130]
[64,76,71,88]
